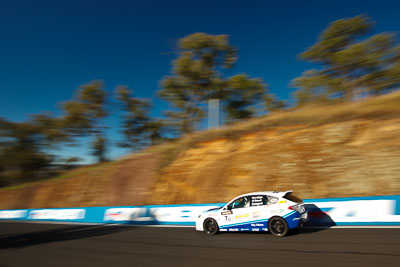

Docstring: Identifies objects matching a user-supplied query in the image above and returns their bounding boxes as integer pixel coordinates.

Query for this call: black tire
[268,217,289,237]
[203,218,219,235]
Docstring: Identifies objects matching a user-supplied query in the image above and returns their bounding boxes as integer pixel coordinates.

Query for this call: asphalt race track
[0,222,399,267]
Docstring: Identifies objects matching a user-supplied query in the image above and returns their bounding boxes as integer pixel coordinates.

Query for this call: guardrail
[1,195,399,226]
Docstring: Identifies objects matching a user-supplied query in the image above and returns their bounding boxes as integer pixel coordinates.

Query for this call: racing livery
[196,191,308,237]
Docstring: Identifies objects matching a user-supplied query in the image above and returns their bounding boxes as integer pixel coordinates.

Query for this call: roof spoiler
[274,190,293,196]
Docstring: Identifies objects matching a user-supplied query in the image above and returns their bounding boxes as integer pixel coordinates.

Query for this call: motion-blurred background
[1,0,400,209]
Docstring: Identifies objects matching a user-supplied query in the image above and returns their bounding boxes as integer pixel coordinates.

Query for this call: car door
[219,196,251,231]
[247,195,270,231]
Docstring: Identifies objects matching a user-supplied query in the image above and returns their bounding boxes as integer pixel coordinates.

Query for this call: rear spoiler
[281,191,304,203]
[274,190,293,197]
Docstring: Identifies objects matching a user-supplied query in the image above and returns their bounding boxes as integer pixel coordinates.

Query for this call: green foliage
[159,76,205,134]
[0,118,54,186]
[384,44,400,90]
[91,134,107,163]
[264,94,287,112]
[116,86,162,150]
[62,81,108,162]
[63,81,107,136]
[31,113,69,144]
[293,15,400,105]
[159,33,237,134]
[145,119,165,145]
[159,33,271,133]
[300,15,372,64]
[225,74,267,121]
[291,69,340,105]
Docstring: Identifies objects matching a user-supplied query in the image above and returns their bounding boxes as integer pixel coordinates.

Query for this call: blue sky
[1,0,399,163]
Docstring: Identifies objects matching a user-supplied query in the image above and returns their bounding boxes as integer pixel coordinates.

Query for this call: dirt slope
[1,92,400,209]
[0,154,158,209]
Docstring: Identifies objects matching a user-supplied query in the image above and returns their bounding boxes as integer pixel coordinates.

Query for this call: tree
[264,94,287,112]
[31,113,69,145]
[159,33,269,133]
[116,86,159,150]
[291,69,340,106]
[62,81,108,163]
[292,15,400,104]
[145,119,165,145]
[0,81,110,185]
[91,134,107,163]
[0,118,54,185]
[225,74,267,121]
[159,77,205,134]
[159,33,237,134]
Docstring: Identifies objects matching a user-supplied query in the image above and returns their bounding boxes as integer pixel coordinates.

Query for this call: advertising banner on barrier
[103,205,223,225]
[0,210,27,220]
[28,209,86,220]
[0,195,399,226]
[305,196,400,226]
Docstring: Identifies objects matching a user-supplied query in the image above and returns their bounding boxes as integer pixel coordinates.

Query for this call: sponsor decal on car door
[219,196,252,231]
[247,195,271,231]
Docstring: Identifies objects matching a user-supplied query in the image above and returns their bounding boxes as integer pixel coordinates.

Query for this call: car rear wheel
[268,217,289,237]
[203,218,219,235]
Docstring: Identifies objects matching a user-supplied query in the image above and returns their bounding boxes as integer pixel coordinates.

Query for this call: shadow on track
[217,204,336,237]
[0,224,127,250]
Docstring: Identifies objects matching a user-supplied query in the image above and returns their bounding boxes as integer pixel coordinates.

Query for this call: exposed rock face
[150,119,400,204]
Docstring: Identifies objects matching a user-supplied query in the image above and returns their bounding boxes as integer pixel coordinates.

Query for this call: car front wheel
[268,217,289,237]
[203,218,219,235]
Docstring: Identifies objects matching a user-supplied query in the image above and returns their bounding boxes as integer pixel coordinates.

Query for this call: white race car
[196,191,308,237]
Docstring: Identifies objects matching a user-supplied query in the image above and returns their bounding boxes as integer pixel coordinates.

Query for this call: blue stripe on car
[220,210,298,229]
[220,218,270,228]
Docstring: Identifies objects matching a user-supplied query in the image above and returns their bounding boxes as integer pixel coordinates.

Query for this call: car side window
[250,195,268,207]
[228,196,250,209]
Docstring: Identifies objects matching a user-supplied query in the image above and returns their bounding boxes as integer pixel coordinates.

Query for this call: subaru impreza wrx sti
[196,191,308,237]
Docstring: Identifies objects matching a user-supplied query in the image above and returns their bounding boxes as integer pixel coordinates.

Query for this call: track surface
[0,222,399,267]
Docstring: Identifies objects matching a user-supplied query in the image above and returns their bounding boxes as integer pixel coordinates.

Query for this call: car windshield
[283,192,303,203]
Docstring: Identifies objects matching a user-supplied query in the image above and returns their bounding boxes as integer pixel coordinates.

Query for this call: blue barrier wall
[1,195,399,226]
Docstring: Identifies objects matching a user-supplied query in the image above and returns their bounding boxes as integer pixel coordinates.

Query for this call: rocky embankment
[152,118,400,204]
[1,93,400,209]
